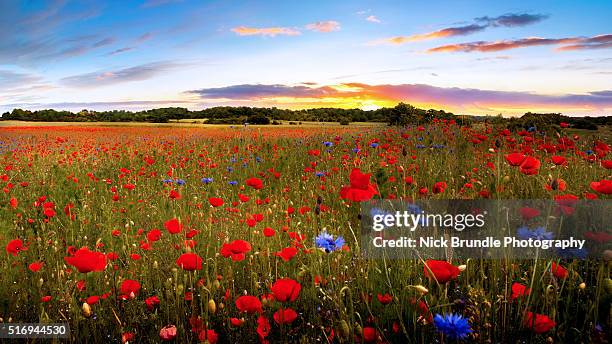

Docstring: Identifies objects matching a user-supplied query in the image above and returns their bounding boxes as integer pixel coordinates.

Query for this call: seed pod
[82,302,92,318]
[208,299,216,314]
[337,320,351,340]
[414,285,429,295]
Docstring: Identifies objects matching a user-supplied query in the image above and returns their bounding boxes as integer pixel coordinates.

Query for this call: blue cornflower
[256,156,262,162]
[352,147,361,153]
[517,226,554,240]
[315,171,325,177]
[323,141,333,147]
[315,231,345,253]
[175,179,186,186]
[557,247,588,259]
[416,144,426,149]
[201,177,213,184]
[585,149,593,155]
[162,178,174,184]
[230,157,237,163]
[528,126,536,132]
[370,143,378,148]
[433,313,472,340]
[228,180,238,185]
[431,144,446,149]
[227,166,233,172]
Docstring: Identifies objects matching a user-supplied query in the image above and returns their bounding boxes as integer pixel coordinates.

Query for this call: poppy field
[1,122,611,343]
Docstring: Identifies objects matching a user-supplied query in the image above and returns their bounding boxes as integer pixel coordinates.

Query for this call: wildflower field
[0,122,610,343]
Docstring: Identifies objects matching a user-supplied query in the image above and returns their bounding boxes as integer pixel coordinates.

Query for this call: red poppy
[601,160,612,169]
[164,218,183,234]
[6,239,26,256]
[263,227,276,237]
[511,282,530,300]
[169,189,181,199]
[377,293,393,305]
[505,153,526,166]
[209,197,224,207]
[146,295,160,311]
[41,295,52,302]
[159,325,177,341]
[86,295,100,305]
[273,307,298,324]
[551,156,566,165]
[176,253,203,271]
[432,181,447,194]
[64,247,107,273]
[276,247,298,262]
[551,262,568,279]
[246,177,264,190]
[220,240,252,261]
[120,279,141,296]
[362,327,378,343]
[519,156,541,175]
[235,295,262,314]
[271,278,301,302]
[256,315,271,341]
[340,168,379,202]
[28,261,44,272]
[147,229,162,242]
[423,260,460,283]
[230,318,245,327]
[198,329,218,344]
[519,207,540,220]
[9,197,17,209]
[524,312,556,333]
[590,179,612,194]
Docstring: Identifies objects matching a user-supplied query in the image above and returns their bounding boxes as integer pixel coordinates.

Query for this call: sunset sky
[1,0,611,116]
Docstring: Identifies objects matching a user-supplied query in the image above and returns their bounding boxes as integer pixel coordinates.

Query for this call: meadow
[0,122,610,343]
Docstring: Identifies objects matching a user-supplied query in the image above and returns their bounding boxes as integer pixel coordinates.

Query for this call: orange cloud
[305,21,340,32]
[384,24,487,45]
[429,35,611,53]
[231,26,301,37]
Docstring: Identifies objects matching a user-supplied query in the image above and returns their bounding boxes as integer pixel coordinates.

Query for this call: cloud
[0,70,43,91]
[376,24,486,44]
[372,12,548,45]
[366,15,381,23]
[0,1,104,65]
[305,21,340,32]
[476,13,548,27]
[141,0,182,8]
[231,26,301,37]
[61,61,183,87]
[185,82,612,115]
[107,47,134,56]
[428,34,611,53]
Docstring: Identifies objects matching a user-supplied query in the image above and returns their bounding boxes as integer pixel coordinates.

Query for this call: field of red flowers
[1,122,610,343]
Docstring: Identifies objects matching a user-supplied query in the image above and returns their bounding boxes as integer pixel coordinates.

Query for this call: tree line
[1,103,609,129]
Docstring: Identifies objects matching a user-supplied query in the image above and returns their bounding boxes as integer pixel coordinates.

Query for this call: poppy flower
[6,239,26,256]
[9,197,17,209]
[176,253,203,271]
[271,278,301,302]
[246,177,264,190]
[551,156,566,165]
[169,189,181,199]
[377,293,393,305]
[276,247,298,262]
[273,307,298,324]
[551,262,568,279]
[235,295,262,314]
[220,240,252,261]
[159,325,177,341]
[64,247,107,273]
[339,168,379,202]
[423,260,460,283]
[362,327,378,343]
[505,153,526,166]
[120,279,141,296]
[590,179,612,194]
[256,315,271,341]
[263,227,276,237]
[524,312,556,333]
[601,160,612,169]
[511,282,530,300]
[146,295,160,311]
[147,229,162,242]
[209,197,224,207]
[28,261,44,272]
[519,207,540,220]
[41,295,52,302]
[198,329,218,344]
[519,157,541,175]
[164,218,183,234]
[432,181,447,194]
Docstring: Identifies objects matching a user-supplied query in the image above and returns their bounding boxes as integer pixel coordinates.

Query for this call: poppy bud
[458,264,467,272]
[337,320,350,340]
[213,280,220,289]
[208,299,216,314]
[82,302,92,318]
[578,282,586,290]
[414,285,428,295]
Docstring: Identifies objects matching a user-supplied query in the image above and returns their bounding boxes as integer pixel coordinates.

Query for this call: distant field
[0,120,384,128]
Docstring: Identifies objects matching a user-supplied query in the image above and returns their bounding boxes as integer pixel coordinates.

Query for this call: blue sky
[0,0,611,116]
